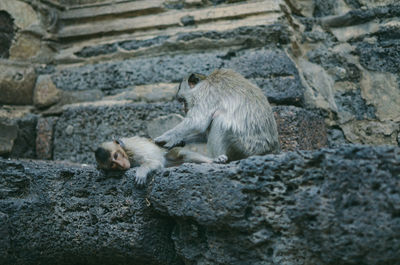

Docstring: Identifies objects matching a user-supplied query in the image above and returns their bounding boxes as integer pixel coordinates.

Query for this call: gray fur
[155,69,280,160]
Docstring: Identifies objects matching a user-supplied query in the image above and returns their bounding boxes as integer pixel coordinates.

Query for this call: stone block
[0,158,181,265]
[105,83,177,103]
[0,106,37,158]
[0,0,39,29]
[53,101,182,164]
[9,32,41,60]
[360,71,400,122]
[33,75,61,109]
[36,117,58,160]
[51,48,303,106]
[149,145,400,265]
[341,120,399,145]
[0,123,18,156]
[0,64,36,105]
[273,105,328,151]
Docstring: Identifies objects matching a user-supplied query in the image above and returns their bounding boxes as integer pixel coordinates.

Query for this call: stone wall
[0,1,400,263]
[0,0,398,162]
[1,145,399,265]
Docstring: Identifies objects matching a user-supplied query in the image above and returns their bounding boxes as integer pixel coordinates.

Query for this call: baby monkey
[95,136,223,185]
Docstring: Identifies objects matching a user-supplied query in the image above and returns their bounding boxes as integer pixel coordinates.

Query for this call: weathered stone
[149,145,400,265]
[228,49,304,106]
[320,4,400,28]
[51,48,303,105]
[331,20,380,42]
[0,0,39,29]
[273,105,328,151]
[355,25,400,73]
[0,158,182,265]
[0,64,36,105]
[36,117,58,160]
[51,51,224,92]
[307,46,361,82]
[180,15,195,26]
[298,59,338,113]
[53,101,182,163]
[0,107,38,159]
[61,89,104,105]
[285,0,315,17]
[9,113,38,159]
[358,0,398,8]
[342,120,399,145]
[33,75,61,109]
[60,0,165,21]
[0,11,15,59]
[58,1,280,39]
[0,123,18,156]
[9,33,42,60]
[74,43,118,58]
[335,88,376,121]
[105,83,177,102]
[360,71,400,122]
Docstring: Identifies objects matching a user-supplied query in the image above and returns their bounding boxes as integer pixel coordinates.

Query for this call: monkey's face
[95,140,131,170]
[177,73,206,113]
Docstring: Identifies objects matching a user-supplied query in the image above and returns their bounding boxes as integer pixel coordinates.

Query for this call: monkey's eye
[113,153,118,160]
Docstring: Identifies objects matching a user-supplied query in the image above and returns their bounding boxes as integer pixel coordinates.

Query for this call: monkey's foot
[213,155,228,164]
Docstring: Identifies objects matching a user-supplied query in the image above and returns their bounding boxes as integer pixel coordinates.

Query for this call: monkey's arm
[155,107,214,149]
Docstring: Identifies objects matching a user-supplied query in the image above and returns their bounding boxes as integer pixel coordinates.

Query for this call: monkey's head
[94,139,131,170]
[177,73,206,113]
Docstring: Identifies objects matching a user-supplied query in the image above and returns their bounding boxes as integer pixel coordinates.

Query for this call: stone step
[60,0,165,22]
[55,15,286,64]
[0,157,180,265]
[3,145,398,264]
[57,0,281,40]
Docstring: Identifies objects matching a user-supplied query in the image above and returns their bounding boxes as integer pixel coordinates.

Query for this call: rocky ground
[1,145,399,265]
[0,0,400,264]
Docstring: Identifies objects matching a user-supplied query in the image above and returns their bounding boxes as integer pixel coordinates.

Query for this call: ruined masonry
[0,0,399,264]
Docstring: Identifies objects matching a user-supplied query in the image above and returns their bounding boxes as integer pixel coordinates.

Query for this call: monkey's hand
[213,154,228,164]
[155,135,185,149]
[135,166,150,186]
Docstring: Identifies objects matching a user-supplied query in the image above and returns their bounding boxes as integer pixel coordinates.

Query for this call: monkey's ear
[188,73,204,88]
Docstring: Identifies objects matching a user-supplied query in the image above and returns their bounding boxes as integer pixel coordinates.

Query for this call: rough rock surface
[1,145,399,265]
[50,48,303,106]
[1,0,400,263]
[0,158,182,265]
[53,101,183,163]
[0,64,36,105]
[0,106,38,159]
[149,145,400,265]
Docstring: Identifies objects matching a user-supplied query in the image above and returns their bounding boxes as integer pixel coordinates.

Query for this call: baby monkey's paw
[213,155,228,164]
[134,167,149,187]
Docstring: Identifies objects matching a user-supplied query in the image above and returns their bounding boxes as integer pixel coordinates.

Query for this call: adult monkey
[155,68,280,161]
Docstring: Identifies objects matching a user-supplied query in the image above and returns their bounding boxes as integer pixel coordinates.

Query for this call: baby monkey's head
[95,139,130,170]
